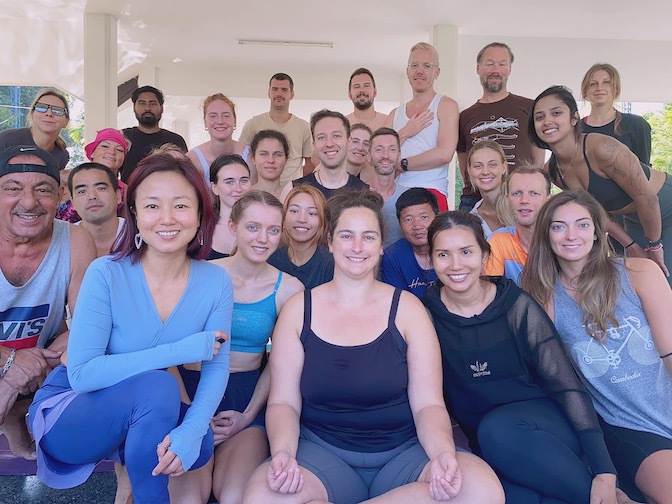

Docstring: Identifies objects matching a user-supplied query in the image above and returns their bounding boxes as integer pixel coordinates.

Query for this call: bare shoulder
[69,224,96,267]
[624,257,666,284]
[438,95,458,108]
[396,289,432,328]
[589,133,628,164]
[439,95,460,111]
[385,108,398,127]
[279,271,304,296]
[277,288,305,319]
[277,270,304,309]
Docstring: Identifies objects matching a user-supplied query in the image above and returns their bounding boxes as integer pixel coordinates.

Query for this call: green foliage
[644,104,672,174]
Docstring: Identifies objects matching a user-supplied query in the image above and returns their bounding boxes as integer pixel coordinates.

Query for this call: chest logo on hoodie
[470,360,491,378]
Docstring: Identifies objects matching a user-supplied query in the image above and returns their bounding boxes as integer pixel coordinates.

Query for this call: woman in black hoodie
[423,210,618,504]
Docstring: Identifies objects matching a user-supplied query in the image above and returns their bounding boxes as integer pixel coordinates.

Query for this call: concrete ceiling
[3,0,669,150]
[4,0,670,99]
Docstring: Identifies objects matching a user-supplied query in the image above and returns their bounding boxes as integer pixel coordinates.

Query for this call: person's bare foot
[0,404,36,460]
[616,487,644,504]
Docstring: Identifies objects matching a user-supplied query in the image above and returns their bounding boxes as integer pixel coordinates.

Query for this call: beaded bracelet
[0,348,16,379]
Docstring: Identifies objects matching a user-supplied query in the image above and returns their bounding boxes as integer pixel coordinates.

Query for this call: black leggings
[476,397,593,504]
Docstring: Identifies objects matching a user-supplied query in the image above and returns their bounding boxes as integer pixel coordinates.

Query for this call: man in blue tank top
[0,146,96,459]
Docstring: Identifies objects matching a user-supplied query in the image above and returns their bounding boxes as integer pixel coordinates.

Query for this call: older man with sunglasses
[0,89,71,170]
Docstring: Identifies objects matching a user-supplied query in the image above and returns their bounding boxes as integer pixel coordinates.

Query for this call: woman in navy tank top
[245,190,503,504]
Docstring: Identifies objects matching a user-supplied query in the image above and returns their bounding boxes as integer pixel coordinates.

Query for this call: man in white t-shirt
[239,73,314,186]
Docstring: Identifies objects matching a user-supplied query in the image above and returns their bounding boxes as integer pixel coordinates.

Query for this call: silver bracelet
[0,349,17,379]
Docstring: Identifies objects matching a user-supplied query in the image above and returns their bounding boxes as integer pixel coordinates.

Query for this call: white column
[431,25,459,209]
[83,13,118,143]
[171,119,190,148]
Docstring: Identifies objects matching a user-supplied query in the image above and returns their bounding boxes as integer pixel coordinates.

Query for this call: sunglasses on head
[33,102,67,117]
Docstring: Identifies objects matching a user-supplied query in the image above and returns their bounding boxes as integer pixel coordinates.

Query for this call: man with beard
[367,127,408,247]
[346,68,388,132]
[283,109,367,200]
[457,43,545,210]
[0,146,95,459]
[240,73,314,186]
[120,86,188,182]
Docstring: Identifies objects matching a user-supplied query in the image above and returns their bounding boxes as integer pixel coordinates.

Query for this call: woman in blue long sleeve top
[28,153,233,504]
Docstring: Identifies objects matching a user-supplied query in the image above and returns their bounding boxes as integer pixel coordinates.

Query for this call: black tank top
[299,288,417,452]
[549,133,651,212]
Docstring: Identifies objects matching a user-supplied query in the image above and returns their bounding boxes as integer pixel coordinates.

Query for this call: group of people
[0,38,669,504]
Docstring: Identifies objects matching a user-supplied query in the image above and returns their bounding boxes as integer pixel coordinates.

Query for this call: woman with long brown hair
[529,85,672,286]
[523,189,672,503]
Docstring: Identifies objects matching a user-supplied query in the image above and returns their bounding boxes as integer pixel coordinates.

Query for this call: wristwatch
[401,158,409,172]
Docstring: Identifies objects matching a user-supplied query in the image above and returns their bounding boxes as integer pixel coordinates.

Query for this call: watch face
[401,159,408,171]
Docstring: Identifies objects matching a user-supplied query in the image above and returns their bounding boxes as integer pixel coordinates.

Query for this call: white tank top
[393,93,449,195]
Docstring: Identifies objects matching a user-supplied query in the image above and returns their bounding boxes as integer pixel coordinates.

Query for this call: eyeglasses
[408,62,437,72]
[33,102,67,117]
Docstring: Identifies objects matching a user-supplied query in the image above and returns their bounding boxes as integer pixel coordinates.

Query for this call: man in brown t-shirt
[457,42,545,210]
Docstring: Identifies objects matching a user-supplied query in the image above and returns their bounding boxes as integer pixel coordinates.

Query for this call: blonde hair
[409,42,439,66]
[28,88,69,150]
[581,63,624,136]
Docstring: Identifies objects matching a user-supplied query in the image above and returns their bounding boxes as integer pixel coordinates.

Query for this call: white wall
[117,33,672,151]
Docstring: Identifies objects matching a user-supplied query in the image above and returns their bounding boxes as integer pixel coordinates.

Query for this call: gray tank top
[0,219,71,349]
[554,259,672,439]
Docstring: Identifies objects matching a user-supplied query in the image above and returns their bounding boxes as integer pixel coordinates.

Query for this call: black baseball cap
[0,146,60,184]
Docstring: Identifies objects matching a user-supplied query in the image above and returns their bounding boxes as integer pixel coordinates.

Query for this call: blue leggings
[476,398,593,504]
[40,370,213,504]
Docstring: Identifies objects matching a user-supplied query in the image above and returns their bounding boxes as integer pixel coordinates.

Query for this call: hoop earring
[134,233,143,250]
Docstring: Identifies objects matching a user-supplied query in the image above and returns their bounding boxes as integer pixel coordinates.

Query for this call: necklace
[558,138,579,183]
[559,276,580,292]
[314,169,324,186]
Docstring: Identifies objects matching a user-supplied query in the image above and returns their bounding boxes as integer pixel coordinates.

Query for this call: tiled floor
[0,434,117,504]
[0,473,118,504]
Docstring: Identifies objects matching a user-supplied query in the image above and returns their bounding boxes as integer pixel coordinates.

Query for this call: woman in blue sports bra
[170,190,303,503]
[529,85,672,286]
[187,93,253,184]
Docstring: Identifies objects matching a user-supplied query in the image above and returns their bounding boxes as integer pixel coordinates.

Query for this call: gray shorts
[295,427,430,504]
